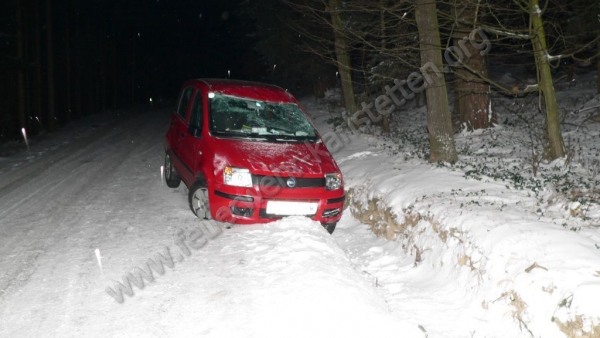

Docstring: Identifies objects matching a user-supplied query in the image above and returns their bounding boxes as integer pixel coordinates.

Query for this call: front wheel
[189,181,212,219]
[164,152,181,188]
[321,222,337,234]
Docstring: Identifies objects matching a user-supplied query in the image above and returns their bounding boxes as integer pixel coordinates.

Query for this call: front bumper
[209,183,345,224]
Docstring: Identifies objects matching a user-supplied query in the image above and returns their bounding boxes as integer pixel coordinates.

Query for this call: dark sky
[102,0,260,96]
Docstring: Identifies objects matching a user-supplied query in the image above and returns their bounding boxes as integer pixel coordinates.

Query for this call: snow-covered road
[0,108,422,337]
[4,95,600,338]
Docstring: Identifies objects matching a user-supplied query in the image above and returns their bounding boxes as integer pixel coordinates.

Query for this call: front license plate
[266,201,318,216]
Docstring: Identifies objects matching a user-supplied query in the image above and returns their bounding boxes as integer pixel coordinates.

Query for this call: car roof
[192,79,297,103]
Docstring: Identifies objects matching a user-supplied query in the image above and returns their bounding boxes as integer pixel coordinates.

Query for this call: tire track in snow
[0,110,168,305]
[0,121,117,199]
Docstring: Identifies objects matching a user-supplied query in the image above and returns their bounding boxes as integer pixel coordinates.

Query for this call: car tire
[321,222,337,234]
[189,181,212,219]
[164,152,181,188]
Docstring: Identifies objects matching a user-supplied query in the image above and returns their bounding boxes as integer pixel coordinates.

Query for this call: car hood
[211,138,339,177]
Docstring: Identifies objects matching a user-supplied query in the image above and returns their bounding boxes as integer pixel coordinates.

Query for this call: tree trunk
[100,20,107,110]
[112,26,118,107]
[46,0,56,130]
[16,0,26,130]
[415,0,458,163]
[131,33,136,105]
[328,0,357,115]
[530,0,564,159]
[75,11,83,118]
[34,0,43,125]
[65,7,72,121]
[597,38,600,95]
[94,18,101,113]
[380,0,390,134]
[453,8,494,130]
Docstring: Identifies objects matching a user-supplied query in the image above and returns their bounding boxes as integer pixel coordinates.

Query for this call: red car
[164,79,344,233]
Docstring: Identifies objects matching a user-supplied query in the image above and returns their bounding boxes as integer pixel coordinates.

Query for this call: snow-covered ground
[305,70,600,337]
[0,106,422,337]
[1,71,600,338]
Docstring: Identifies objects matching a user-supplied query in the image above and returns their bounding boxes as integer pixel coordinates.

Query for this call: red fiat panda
[164,79,344,233]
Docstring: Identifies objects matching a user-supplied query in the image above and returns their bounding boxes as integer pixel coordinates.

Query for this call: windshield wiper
[213,129,317,142]
[263,134,318,143]
[212,130,265,140]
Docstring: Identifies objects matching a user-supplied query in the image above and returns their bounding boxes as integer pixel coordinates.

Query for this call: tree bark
[75,11,83,118]
[112,25,118,107]
[34,0,43,125]
[131,33,137,105]
[530,0,564,159]
[328,0,357,115]
[16,0,26,130]
[415,0,458,163]
[453,7,495,130]
[46,0,56,130]
[100,20,107,110]
[380,0,390,134]
[65,7,72,121]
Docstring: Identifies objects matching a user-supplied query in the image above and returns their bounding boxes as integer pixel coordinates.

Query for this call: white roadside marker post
[95,248,103,275]
[21,128,29,151]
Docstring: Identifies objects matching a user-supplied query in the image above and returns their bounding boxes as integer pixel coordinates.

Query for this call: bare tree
[415,0,458,162]
[34,0,43,126]
[450,1,495,130]
[379,0,390,133]
[328,0,357,114]
[16,0,26,130]
[65,3,72,122]
[440,0,572,159]
[46,0,56,131]
[527,0,564,159]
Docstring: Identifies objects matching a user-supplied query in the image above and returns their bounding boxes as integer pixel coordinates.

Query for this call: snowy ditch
[323,123,600,337]
[341,168,600,337]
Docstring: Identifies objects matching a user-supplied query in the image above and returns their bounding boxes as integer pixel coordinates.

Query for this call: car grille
[252,175,325,188]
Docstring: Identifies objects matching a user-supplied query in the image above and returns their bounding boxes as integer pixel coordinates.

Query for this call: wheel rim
[165,154,172,179]
[192,188,211,219]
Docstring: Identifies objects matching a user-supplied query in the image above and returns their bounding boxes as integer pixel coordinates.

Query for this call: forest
[1,0,599,164]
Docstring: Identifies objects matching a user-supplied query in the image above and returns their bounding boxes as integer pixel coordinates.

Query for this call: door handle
[180,133,186,137]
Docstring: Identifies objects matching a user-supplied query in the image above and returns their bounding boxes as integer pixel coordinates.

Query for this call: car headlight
[224,166,253,187]
[325,172,342,190]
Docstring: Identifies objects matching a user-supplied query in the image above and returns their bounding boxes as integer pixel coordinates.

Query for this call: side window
[189,93,203,130]
[176,87,194,120]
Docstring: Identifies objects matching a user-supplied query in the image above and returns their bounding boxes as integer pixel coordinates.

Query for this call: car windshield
[209,93,318,142]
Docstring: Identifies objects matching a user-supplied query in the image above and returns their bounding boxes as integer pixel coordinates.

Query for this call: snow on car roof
[194,78,297,103]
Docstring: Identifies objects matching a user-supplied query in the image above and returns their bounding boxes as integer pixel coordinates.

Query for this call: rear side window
[189,93,203,129]
[177,87,195,120]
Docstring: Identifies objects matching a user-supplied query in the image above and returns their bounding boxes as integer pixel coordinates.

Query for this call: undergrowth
[326,91,600,225]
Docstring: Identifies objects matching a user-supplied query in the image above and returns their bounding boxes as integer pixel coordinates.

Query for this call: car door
[179,90,205,179]
[171,86,196,184]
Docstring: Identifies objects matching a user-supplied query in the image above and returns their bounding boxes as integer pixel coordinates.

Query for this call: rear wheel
[164,152,181,188]
[189,181,212,219]
[321,222,337,234]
